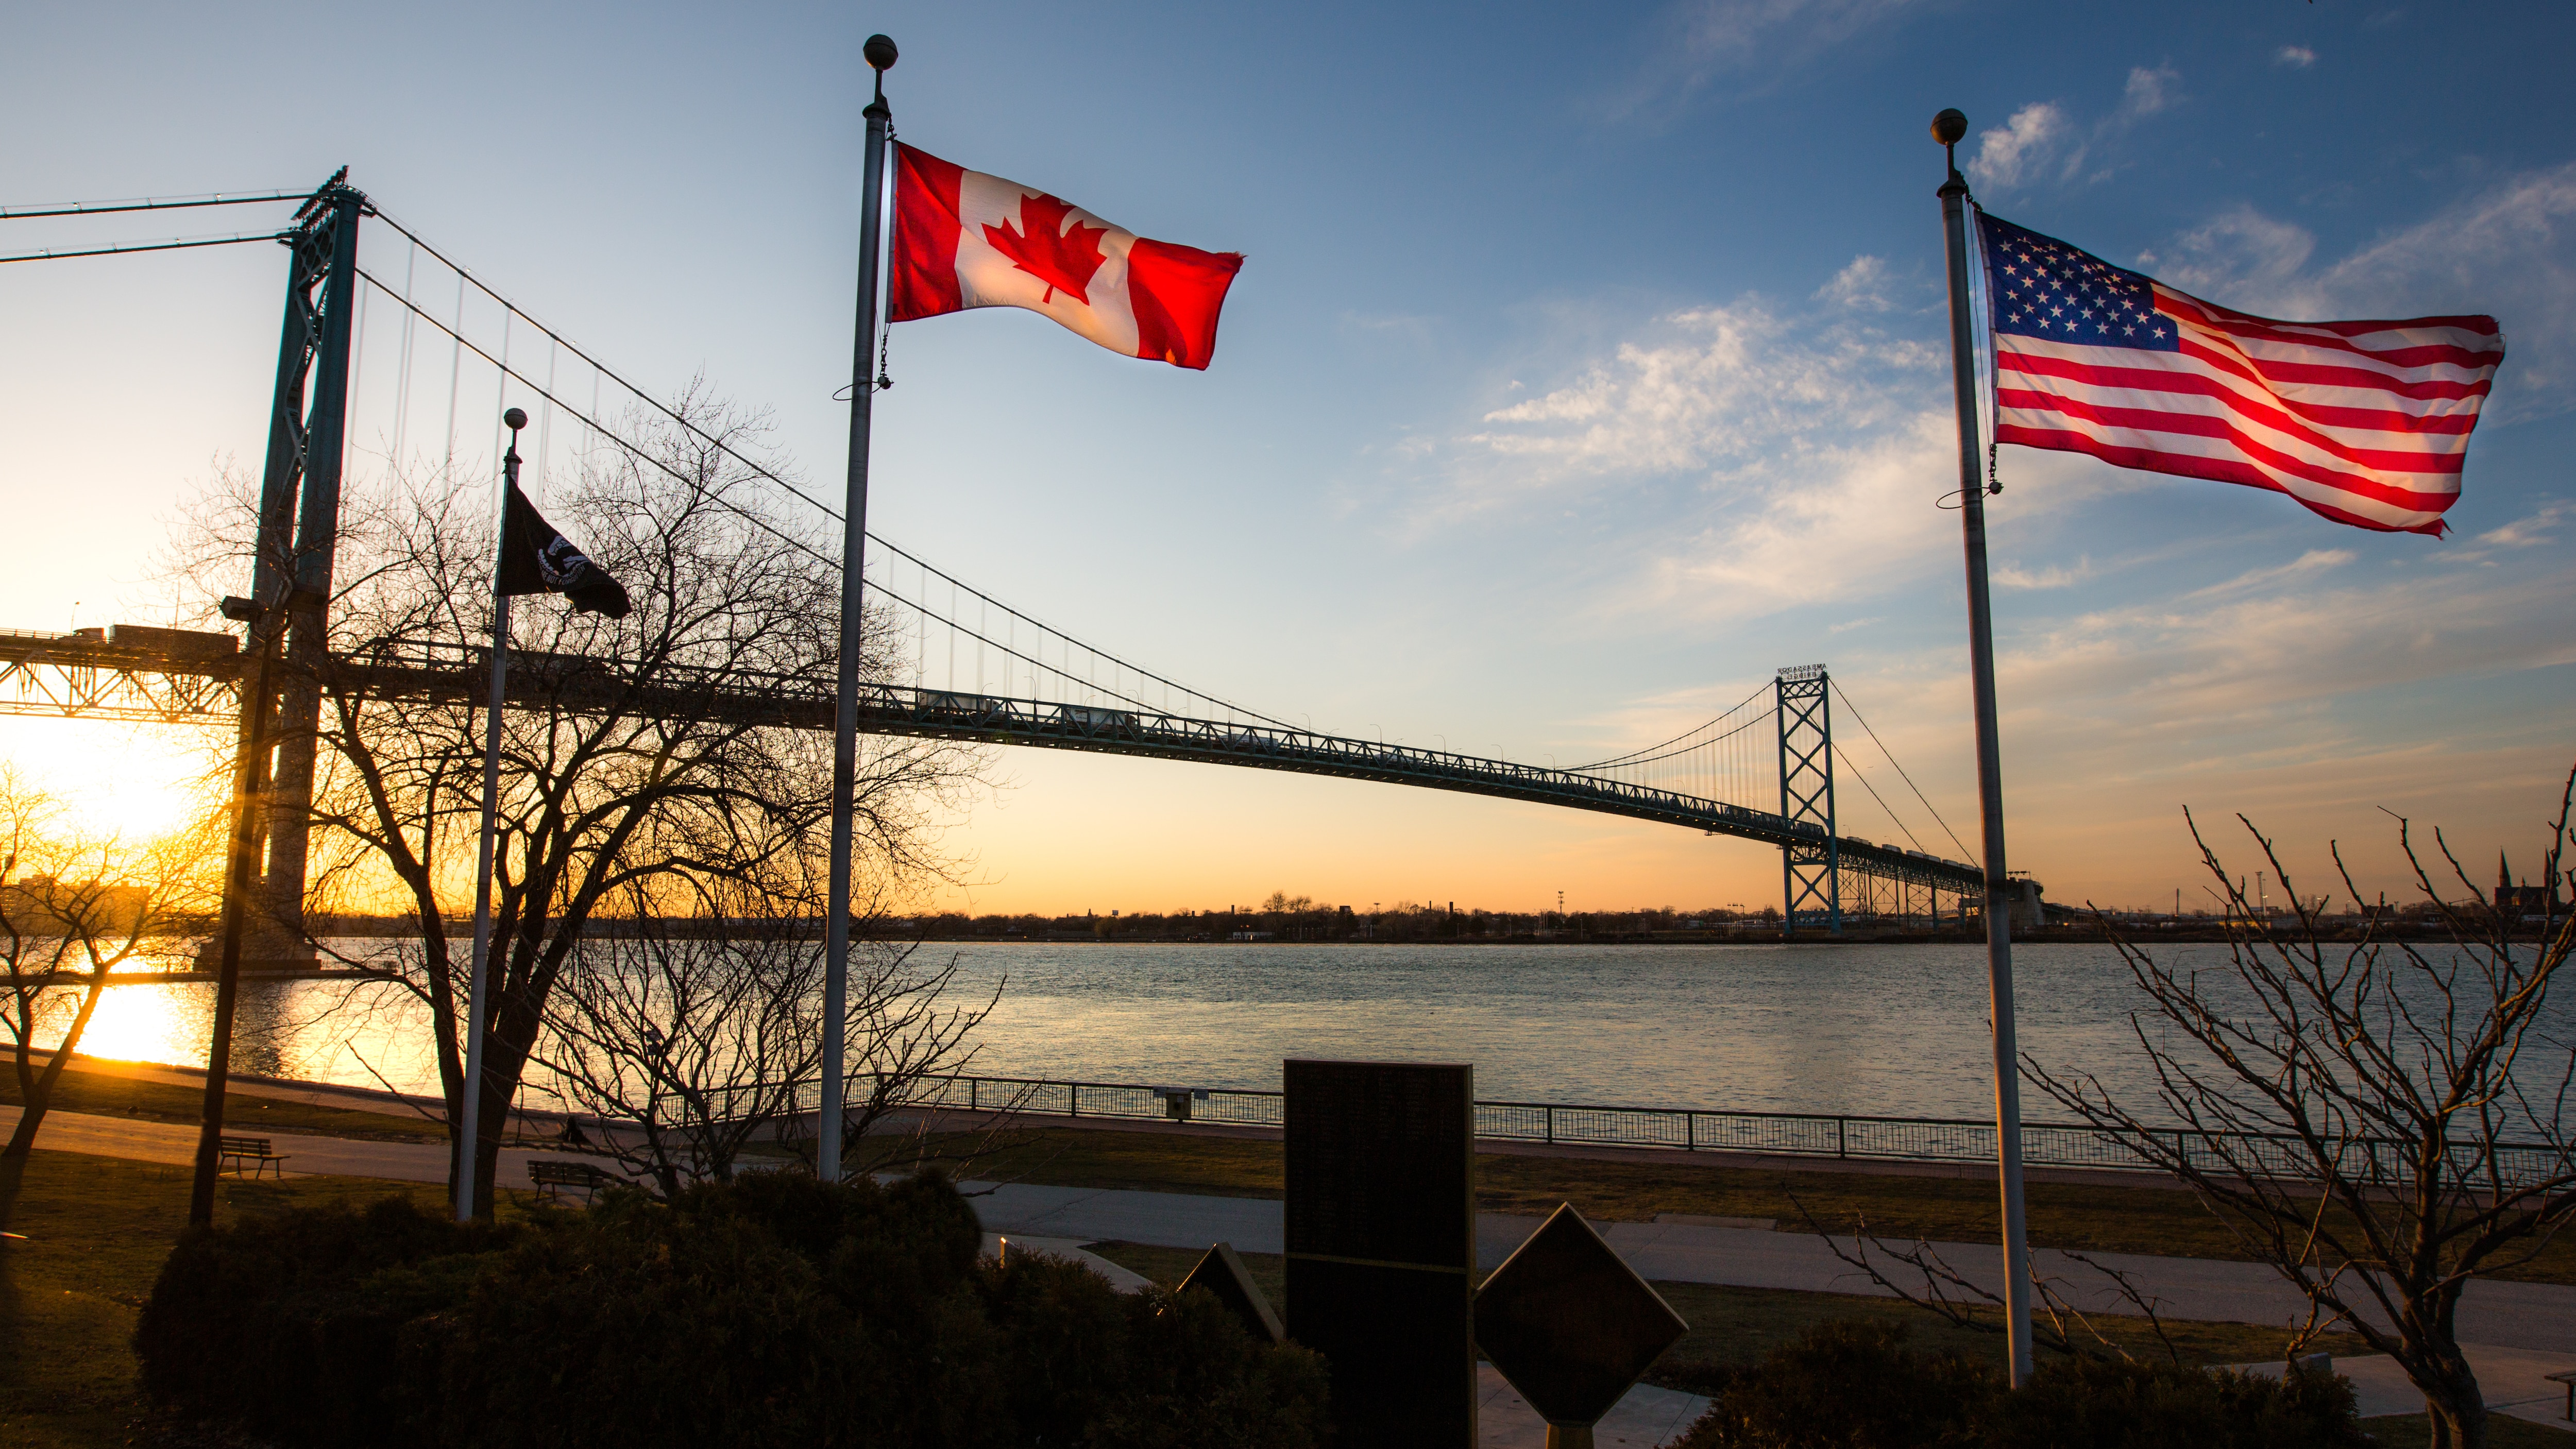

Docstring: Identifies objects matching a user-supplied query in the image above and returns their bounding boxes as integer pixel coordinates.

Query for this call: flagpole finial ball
[864,34,897,71]
[1931,109,1967,147]
[503,407,528,432]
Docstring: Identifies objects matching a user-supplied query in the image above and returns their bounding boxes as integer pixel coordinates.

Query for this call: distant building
[2496,854,2562,916]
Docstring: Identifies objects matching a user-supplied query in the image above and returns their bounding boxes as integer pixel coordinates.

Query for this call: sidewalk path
[2233,1345,2576,1430]
[0,1103,564,1191]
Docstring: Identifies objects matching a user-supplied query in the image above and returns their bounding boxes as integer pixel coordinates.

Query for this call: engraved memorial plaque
[1283,1058,1476,1447]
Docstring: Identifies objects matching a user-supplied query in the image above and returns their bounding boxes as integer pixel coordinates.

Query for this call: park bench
[216,1136,289,1179]
[528,1158,614,1204]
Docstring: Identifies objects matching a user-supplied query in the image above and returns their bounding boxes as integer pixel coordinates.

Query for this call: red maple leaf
[981,192,1111,306]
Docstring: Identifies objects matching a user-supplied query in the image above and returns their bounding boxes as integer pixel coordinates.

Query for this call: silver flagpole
[820,33,899,1184]
[1932,108,2034,1384]
[455,407,527,1222]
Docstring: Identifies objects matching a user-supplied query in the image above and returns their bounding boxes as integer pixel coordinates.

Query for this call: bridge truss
[0,629,1987,912]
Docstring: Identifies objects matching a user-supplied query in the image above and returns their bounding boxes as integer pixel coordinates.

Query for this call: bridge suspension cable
[1831,741,1928,855]
[1829,678,1974,860]
[336,211,1291,727]
[1561,684,1774,816]
[0,230,289,265]
[0,187,310,220]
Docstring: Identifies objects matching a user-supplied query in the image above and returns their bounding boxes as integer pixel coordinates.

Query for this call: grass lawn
[933,1124,2576,1285]
[0,1149,525,1449]
[1,1062,443,1142]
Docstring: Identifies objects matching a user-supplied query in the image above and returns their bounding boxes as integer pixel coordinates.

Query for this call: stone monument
[1283,1057,1476,1447]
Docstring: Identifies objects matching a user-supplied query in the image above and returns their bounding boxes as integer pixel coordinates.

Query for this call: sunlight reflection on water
[33,940,2570,1123]
[35,949,437,1096]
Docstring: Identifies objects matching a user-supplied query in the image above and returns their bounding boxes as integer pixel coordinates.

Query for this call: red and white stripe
[1993,288,2503,536]
[888,144,1243,370]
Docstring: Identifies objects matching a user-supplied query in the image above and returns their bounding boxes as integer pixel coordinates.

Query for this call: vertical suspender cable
[391,241,418,465]
[443,270,465,469]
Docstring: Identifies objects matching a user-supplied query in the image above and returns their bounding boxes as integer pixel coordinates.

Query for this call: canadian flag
[888,144,1244,370]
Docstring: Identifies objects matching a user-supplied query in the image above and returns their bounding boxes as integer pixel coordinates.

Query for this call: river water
[50,939,2523,1122]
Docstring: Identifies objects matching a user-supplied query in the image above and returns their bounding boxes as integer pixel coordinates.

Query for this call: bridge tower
[1774,664,1838,935]
[238,169,365,966]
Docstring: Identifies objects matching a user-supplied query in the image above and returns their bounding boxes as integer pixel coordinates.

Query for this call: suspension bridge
[0,171,2009,935]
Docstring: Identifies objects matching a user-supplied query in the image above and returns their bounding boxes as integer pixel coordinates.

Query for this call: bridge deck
[0,630,1985,893]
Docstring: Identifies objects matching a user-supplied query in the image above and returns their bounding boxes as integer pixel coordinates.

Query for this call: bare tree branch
[2021,769,2576,1449]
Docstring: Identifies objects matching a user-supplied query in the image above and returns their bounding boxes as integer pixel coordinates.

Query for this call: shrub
[1090,1282,1331,1449]
[133,1195,504,1446]
[1671,1320,2369,1449]
[1981,1353,2369,1449]
[1672,1319,1994,1448]
[393,1195,873,1449]
[135,1174,1326,1449]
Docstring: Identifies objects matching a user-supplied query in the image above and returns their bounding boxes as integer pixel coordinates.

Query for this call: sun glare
[0,717,223,844]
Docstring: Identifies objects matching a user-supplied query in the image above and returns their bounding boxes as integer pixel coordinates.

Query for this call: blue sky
[4,1,2571,915]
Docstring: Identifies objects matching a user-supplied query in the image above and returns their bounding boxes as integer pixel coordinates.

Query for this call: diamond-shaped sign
[1474,1202,1688,1427]
[1176,1240,1284,1344]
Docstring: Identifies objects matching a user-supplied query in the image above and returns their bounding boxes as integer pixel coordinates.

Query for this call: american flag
[1977,212,2503,535]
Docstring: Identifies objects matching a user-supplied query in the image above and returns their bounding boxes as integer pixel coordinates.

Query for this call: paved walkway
[0,1103,563,1190]
[2231,1345,2576,1430]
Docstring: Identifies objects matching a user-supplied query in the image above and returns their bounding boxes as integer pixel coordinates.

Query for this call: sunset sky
[3,1,2570,918]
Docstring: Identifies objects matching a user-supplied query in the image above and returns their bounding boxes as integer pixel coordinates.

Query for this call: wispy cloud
[2138,162,2576,417]
[2003,556,2576,771]
[2181,549,2352,602]
[1968,67,2183,193]
[1967,102,2076,191]
[1605,0,1925,119]
[2478,502,2569,549]
[1814,255,1897,311]
[1466,302,1939,486]
[1422,292,1968,618]
[1995,557,2091,590]
[2274,45,2318,69]
[2119,65,2181,121]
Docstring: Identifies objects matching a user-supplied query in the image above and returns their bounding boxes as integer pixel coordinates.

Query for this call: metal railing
[884,1072,2570,1184]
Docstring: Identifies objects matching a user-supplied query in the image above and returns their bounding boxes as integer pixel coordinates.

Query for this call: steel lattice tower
[1775,664,1838,935]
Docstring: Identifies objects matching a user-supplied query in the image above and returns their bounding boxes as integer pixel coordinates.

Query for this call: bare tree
[1789,1199,2195,1368]
[0,767,216,1187]
[532,872,999,1197]
[2022,772,2576,1449]
[170,388,987,1215]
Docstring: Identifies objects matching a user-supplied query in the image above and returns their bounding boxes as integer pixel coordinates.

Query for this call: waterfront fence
[879,1072,2568,1185]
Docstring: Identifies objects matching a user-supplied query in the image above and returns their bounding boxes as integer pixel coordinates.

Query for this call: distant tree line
[902,898,1787,942]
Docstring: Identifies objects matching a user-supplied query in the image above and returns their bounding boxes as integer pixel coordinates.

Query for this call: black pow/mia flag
[498,482,631,619]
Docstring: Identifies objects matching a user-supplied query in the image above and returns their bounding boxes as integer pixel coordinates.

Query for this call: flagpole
[455,407,527,1222]
[820,33,899,1185]
[1933,107,2034,1385]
